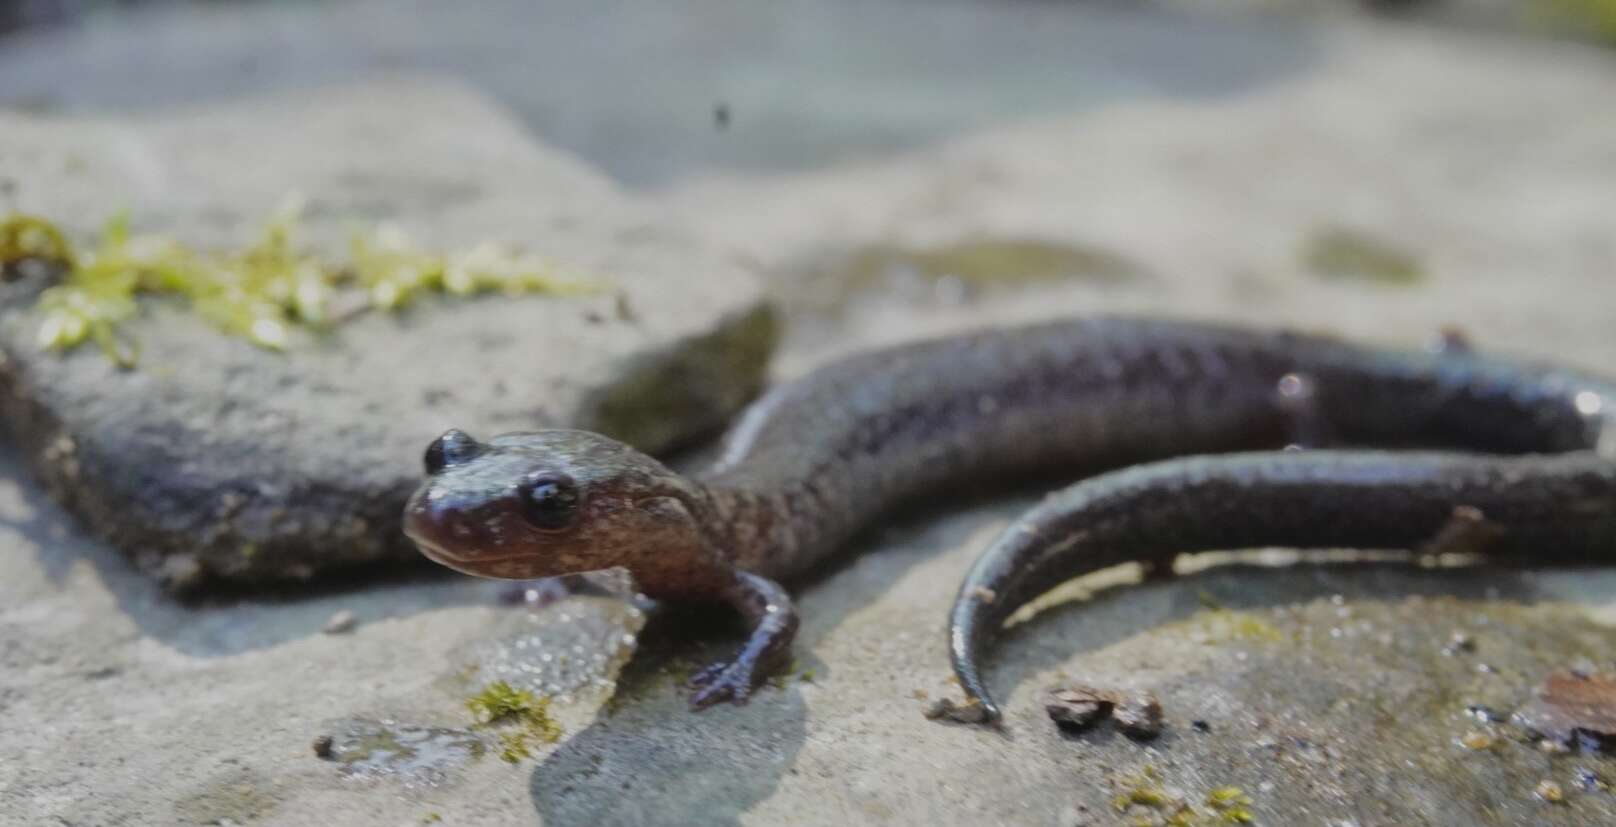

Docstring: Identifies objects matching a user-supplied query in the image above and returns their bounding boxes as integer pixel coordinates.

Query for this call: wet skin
[403,316,1616,711]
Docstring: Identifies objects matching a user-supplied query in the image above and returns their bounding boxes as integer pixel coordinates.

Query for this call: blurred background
[3,0,1612,190]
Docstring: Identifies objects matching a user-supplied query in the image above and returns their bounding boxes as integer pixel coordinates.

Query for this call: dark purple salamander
[949,450,1616,723]
[401,316,1616,711]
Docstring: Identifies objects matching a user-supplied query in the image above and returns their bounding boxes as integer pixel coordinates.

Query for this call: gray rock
[10,15,1616,827]
[0,79,775,589]
[321,610,358,635]
[0,0,1318,189]
[662,24,1616,379]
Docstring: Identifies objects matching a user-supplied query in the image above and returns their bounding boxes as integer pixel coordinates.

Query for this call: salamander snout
[403,480,531,577]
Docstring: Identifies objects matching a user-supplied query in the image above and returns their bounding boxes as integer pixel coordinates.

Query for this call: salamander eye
[518,473,580,531]
[424,429,481,474]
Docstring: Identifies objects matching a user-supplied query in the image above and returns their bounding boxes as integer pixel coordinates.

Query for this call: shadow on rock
[521,497,966,826]
[530,636,808,827]
[0,445,504,656]
[980,556,1612,711]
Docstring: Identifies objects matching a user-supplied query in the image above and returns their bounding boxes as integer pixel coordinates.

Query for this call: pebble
[323,610,358,634]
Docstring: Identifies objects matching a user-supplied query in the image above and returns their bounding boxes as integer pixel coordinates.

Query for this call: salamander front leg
[688,570,800,709]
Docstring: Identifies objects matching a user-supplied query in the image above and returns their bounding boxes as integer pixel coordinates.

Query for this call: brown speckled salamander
[401,316,1616,710]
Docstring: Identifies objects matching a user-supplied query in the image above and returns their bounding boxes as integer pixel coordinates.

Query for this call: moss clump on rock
[0,206,600,366]
[465,680,564,763]
[1301,226,1424,286]
[1537,0,1616,44]
[586,302,779,450]
[1111,767,1257,826]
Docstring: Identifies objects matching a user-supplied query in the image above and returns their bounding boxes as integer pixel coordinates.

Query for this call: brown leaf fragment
[1045,686,1119,730]
[1114,693,1164,740]
[923,697,990,724]
[1514,669,1616,752]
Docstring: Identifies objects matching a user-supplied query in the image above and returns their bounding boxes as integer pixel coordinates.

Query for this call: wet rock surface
[0,79,775,588]
[3,12,1616,827]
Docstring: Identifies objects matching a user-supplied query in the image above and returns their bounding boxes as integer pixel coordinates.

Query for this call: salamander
[949,450,1616,723]
[401,316,1616,710]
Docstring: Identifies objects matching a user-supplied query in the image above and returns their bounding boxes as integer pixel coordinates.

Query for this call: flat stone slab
[7,19,1616,827]
[0,78,774,589]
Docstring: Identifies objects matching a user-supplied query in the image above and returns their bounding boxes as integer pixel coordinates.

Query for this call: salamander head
[403,429,712,581]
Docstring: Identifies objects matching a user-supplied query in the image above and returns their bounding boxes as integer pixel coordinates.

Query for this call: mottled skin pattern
[402,316,1616,709]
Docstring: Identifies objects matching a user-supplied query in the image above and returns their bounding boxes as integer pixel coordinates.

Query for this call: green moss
[587,303,778,452]
[1112,766,1169,813]
[1302,226,1424,286]
[1207,787,1255,823]
[0,213,75,266]
[761,658,819,690]
[465,680,563,764]
[1206,787,1252,808]
[0,208,600,366]
[1177,608,1285,644]
[1537,0,1616,43]
[839,237,1142,296]
[497,729,539,763]
[1113,786,1170,811]
[1112,769,1259,826]
[466,680,543,724]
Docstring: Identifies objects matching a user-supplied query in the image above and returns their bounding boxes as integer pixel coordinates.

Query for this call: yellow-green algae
[1111,767,1257,826]
[1301,226,1424,286]
[813,238,1143,316]
[586,302,778,450]
[1204,787,1255,824]
[0,208,599,365]
[1173,607,1287,645]
[0,214,74,264]
[466,680,564,763]
[1537,0,1616,43]
[845,237,1143,288]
